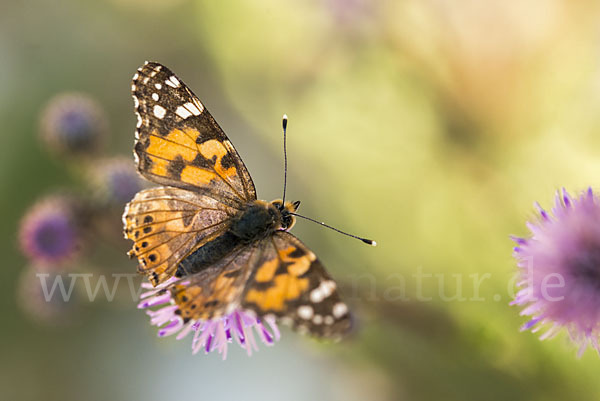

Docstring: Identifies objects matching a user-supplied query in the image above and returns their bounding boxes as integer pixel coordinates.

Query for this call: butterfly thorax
[175,199,299,278]
[230,199,300,241]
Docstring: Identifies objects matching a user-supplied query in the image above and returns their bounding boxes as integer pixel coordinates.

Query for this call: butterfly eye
[281,213,296,231]
[271,199,284,211]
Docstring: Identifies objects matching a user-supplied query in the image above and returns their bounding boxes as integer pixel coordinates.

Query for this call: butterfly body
[175,199,298,277]
[124,61,352,337]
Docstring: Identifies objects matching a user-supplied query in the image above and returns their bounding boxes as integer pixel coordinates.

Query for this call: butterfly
[123,61,372,338]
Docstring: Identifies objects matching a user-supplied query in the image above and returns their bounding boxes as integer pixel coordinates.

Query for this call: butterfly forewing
[131,62,256,205]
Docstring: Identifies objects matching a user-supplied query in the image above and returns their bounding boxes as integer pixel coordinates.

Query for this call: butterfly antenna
[281,114,288,205]
[290,212,377,246]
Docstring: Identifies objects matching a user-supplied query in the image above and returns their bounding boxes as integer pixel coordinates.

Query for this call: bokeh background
[3,0,600,400]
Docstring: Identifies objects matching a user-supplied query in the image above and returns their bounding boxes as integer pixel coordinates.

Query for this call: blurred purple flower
[90,157,144,206]
[139,279,280,359]
[512,188,600,356]
[326,0,374,26]
[40,93,107,157]
[17,267,78,325]
[19,196,84,268]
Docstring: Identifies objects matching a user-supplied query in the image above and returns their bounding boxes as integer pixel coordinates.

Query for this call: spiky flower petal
[138,279,280,359]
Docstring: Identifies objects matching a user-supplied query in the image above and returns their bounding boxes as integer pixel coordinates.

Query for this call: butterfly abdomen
[175,231,240,277]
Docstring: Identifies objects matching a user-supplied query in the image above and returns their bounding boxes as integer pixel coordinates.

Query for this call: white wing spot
[324,316,334,325]
[183,102,202,116]
[166,76,180,88]
[131,84,136,92]
[152,93,159,101]
[133,96,139,109]
[310,280,336,303]
[332,302,348,318]
[153,105,166,119]
[310,287,324,303]
[133,72,139,80]
[321,281,336,297]
[312,314,323,325]
[143,76,150,84]
[154,83,162,90]
[176,106,192,119]
[297,305,314,320]
[135,112,142,128]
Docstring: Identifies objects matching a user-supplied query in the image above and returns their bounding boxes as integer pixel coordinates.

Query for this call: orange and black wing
[159,232,351,337]
[167,242,264,321]
[123,186,239,285]
[131,61,256,206]
[242,232,352,338]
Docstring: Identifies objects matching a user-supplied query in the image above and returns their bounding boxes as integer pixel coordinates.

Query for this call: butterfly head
[271,199,300,231]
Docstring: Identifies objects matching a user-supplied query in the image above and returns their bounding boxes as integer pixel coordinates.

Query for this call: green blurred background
[3,0,600,400]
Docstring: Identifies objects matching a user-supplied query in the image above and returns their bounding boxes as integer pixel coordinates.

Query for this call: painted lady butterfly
[123,62,374,338]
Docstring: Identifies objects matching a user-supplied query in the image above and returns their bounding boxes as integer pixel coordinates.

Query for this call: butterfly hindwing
[123,186,240,285]
[131,62,256,205]
[242,232,352,338]
[168,243,263,321]
[164,231,352,338]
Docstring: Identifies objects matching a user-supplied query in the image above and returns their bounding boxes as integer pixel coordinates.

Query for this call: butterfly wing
[126,62,259,285]
[242,232,352,338]
[123,186,240,285]
[150,231,351,337]
[168,242,264,321]
[131,61,256,205]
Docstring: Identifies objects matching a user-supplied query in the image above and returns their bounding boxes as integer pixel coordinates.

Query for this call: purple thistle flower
[512,188,600,356]
[138,279,280,359]
[19,196,84,268]
[39,93,107,157]
[17,266,78,325]
[325,0,376,28]
[90,157,145,206]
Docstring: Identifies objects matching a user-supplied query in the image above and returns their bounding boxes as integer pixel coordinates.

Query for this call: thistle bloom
[19,196,84,268]
[90,157,145,206]
[40,93,107,157]
[512,188,600,355]
[17,267,78,324]
[326,0,374,26]
[138,279,280,359]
